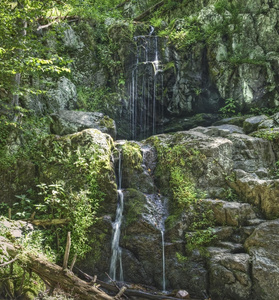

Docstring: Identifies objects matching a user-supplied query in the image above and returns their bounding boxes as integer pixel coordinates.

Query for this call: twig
[0,257,18,267]
[115,286,127,299]
[63,232,71,270]
[70,253,77,271]
[134,1,165,22]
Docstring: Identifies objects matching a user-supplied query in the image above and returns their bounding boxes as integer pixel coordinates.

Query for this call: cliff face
[23,0,279,140]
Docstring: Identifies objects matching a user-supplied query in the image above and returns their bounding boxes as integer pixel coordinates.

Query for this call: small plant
[274,161,279,178]
[219,97,239,118]
[13,194,35,219]
[185,207,217,256]
[252,129,279,142]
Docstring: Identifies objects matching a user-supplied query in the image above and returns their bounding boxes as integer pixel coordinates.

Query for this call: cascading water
[161,230,166,291]
[128,27,164,140]
[141,145,168,291]
[109,150,124,282]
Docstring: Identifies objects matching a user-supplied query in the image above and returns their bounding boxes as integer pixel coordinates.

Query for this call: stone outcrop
[209,252,252,300]
[245,220,279,300]
[50,110,116,139]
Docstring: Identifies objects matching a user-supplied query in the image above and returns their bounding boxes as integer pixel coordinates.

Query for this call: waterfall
[109,150,124,282]
[161,230,166,292]
[128,27,164,140]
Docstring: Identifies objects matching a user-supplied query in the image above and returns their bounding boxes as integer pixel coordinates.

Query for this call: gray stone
[232,172,279,219]
[176,290,190,299]
[209,253,252,300]
[228,133,275,173]
[50,110,116,139]
[1,218,33,239]
[245,219,279,300]
[46,77,77,112]
[202,199,257,226]
[243,115,269,134]
[59,23,84,50]
[258,119,274,129]
[192,124,244,137]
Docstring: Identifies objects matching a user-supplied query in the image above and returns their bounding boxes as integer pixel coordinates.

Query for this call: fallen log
[29,219,70,226]
[1,237,113,300]
[76,268,191,300]
[1,236,193,300]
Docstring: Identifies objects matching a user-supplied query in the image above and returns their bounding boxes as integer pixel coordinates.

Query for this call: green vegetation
[124,189,146,226]
[148,135,216,255]
[0,217,54,299]
[121,142,143,171]
[252,129,279,142]
[219,97,239,118]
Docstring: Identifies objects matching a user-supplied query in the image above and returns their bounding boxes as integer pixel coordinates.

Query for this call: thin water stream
[109,150,124,282]
[129,27,164,140]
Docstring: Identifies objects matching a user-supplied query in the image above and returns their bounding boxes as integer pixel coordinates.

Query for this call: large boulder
[245,219,279,300]
[50,110,116,139]
[232,172,279,218]
[201,199,257,226]
[208,252,252,300]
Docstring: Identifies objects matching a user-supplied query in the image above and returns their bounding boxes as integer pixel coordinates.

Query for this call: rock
[0,160,36,206]
[213,116,248,127]
[243,115,269,134]
[119,141,156,193]
[193,124,244,137]
[1,218,33,239]
[61,24,84,50]
[228,133,275,173]
[163,114,220,133]
[245,219,279,300]
[36,129,117,212]
[209,253,252,300]
[258,119,274,129]
[50,110,116,139]
[46,77,77,112]
[232,172,279,218]
[201,199,257,226]
[176,290,190,299]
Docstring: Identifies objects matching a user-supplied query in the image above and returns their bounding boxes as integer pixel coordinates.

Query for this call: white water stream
[161,230,166,291]
[129,27,164,140]
[109,151,124,282]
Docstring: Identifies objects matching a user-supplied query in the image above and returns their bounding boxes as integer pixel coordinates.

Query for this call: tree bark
[29,218,70,226]
[1,237,113,300]
[1,237,187,300]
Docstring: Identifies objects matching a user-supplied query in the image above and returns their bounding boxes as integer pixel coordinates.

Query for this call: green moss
[124,188,146,226]
[100,115,115,130]
[252,129,279,141]
[121,142,143,171]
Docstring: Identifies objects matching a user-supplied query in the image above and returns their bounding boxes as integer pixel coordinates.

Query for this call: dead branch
[134,1,165,22]
[0,257,18,267]
[115,0,131,9]
[76,268,189,300]
[1,237,114,300]
[70,254,77,272]
[29,219,70,226]
[63,232,71,269]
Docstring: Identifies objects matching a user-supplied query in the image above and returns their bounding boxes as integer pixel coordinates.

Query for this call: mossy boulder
[34,128,117,213]
[119,141,156,193]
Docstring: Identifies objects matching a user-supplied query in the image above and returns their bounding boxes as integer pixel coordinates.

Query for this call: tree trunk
[1,237,187,300]
[1,237,113,300]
